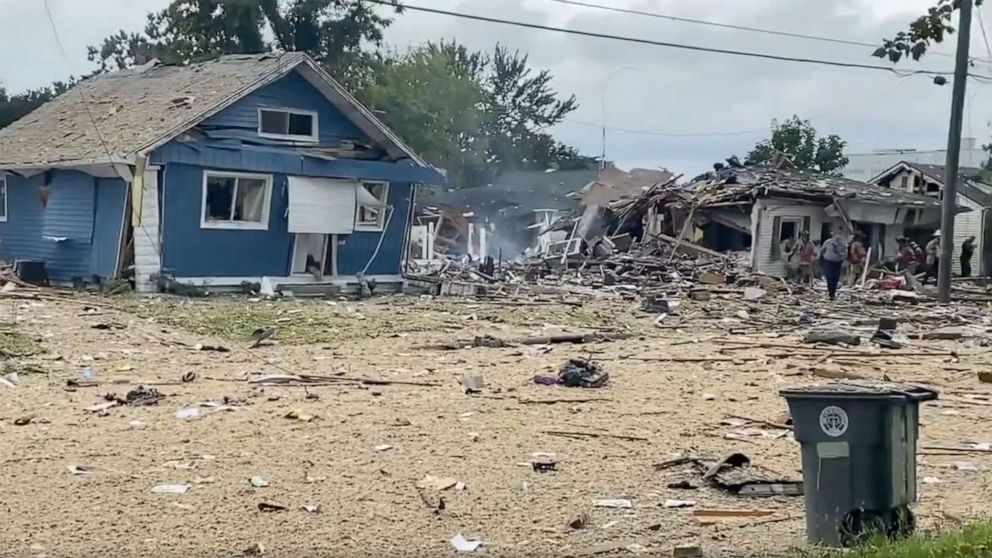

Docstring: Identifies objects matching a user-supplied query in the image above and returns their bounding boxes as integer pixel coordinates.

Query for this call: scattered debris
[300,504,322,514]
[673,544,704,558]
[68,465,98,476]
[594,499,634,509]
[803,330,861,346]
[450,533,483,553]
[462,373,485,394]
[151,484,190,495]
[663,499,697,509]
[417,475,459,491]
[249,476,269,488]
[567,512,589,530]
[256,502,287,512]
[534,359,609,388]
[284,409,317,422]
[194,343,230,352]
[375,444,394,452]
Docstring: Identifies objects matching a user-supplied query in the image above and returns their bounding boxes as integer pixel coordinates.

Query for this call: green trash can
[780,383,938,547]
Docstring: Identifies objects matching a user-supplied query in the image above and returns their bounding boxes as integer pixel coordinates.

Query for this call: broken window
[770,217,801,260]
[258,108,318,142]
[355,181,389,230]
[0,176,7,222]
[202,172,271,229]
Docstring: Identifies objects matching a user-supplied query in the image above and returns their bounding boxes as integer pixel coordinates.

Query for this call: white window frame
[257,107,319,143]
[0,175,7,222]
[200,170,273,231]
[355,181,389,232]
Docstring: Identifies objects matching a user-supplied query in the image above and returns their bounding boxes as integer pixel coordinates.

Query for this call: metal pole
[938,0,972,303]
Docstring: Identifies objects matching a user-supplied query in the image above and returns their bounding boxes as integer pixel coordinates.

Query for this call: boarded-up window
[287,177,356,235]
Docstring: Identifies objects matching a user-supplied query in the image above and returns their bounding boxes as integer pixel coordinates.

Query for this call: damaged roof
[871,161,992,207]
[689,166,942,208]
[0,52,427,168]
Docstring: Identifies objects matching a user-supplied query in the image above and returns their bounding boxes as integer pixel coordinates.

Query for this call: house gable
[197,70,373,150]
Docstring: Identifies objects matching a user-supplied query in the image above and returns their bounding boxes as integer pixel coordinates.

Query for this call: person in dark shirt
[961,236,976,277]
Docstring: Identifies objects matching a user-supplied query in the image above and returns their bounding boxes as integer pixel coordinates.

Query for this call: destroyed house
[870,161,992,276]
[0,53,442,291]
[687,167,945,278]
[419,168,598,259]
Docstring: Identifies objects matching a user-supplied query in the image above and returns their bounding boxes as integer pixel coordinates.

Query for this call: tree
[361,41,585,185]
[88,0,401,87]
[873,0,983,63]
[0,81,75,130]
[746,116,848,174]
[361,44,489,187]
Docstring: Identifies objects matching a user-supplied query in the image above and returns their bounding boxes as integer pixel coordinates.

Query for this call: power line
[543,0,970,62]
[371,1,990,79]
[42,0,164,258]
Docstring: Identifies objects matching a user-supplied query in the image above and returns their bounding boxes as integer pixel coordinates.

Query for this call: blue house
[0,53,443,292]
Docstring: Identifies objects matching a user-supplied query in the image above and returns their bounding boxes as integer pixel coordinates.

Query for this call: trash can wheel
[840,509,887,547]
[888,505,915,539]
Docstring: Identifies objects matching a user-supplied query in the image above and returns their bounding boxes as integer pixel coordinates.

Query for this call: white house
[688,166,945,278]
[870,161,992,276]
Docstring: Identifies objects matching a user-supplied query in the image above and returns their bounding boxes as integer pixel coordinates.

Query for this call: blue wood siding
[202,71,368,147]
[91,178,128,277]
[0,171,126,281]
[159,163,412,278]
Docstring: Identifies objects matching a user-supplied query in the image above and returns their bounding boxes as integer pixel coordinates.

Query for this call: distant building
[843,138,985,183]
[870,161,992,276]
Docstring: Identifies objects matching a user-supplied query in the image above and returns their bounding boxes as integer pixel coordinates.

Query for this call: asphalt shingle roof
[0,52,311,167]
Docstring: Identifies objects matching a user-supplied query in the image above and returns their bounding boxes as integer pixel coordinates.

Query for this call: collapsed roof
[686,166,944,208]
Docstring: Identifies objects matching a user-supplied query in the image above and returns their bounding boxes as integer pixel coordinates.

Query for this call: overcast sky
[2,0,991,174]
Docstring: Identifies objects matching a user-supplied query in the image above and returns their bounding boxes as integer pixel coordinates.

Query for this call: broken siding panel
[90,178,128,278]
[202,71,368,147]
[753,200,827,277]
[153,140,442,184]
[0,171,101,281]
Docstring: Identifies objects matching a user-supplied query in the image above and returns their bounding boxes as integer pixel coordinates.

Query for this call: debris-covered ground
[2,287,992,558]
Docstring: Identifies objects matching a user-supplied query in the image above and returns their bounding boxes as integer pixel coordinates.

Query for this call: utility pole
[938,0,973,303]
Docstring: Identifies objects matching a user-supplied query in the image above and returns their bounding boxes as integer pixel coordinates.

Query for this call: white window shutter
[287,177,356,234]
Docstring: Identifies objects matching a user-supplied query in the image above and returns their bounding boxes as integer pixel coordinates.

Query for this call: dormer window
[258,107,318,142]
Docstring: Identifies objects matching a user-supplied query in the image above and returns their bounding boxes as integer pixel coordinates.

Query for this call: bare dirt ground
[1,290,991,557]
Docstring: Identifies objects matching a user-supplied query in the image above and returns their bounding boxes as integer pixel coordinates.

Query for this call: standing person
[924,231,941,284]
[819,230,847,300]
[782,236,798,281]
[961,235,976,278]
[797,231,816,284]
[848,232,868,286]
[896,236,918,274]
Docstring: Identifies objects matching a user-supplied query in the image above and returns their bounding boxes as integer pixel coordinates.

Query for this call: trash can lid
[780,382,938,402]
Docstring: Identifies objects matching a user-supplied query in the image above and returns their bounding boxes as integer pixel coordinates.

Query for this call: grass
[111,296,641,345]
[806,523,992,558]
[0,326,43,357]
